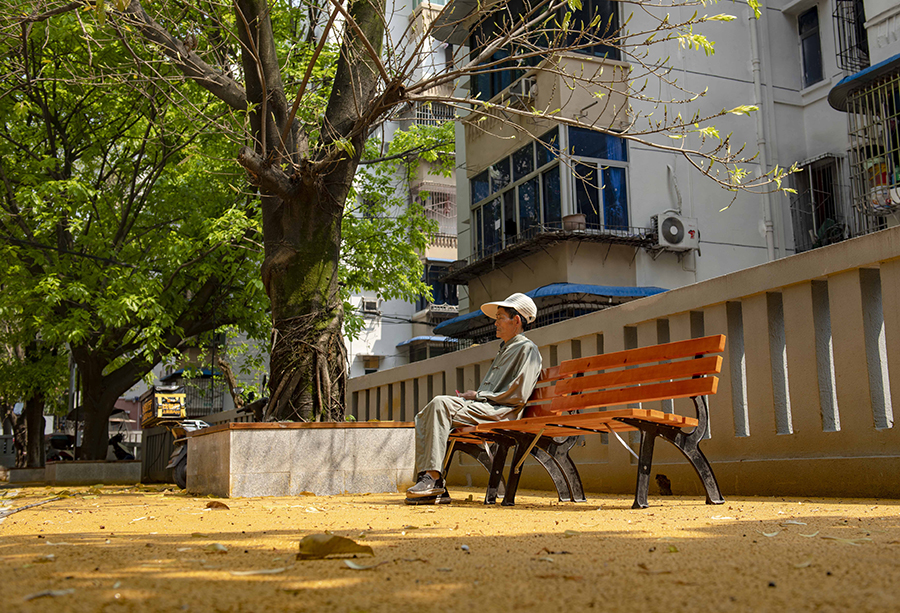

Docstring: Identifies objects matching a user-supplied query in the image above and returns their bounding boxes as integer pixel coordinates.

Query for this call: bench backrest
[523,334,726,418]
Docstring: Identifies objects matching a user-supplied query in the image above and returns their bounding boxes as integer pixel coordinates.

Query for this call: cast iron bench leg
[484,438,512,505]
[620,394,725,508]
[536,437,586,503]
[529,445,575,502]
[632,426,658,509]
[447,442,506,499]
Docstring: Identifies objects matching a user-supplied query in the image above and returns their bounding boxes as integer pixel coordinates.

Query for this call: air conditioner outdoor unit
[361,299,380,314]
[653,212,699,251]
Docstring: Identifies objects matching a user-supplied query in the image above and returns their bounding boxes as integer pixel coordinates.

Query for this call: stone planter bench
[8,467,47,484]
[187,422,415,498]
[46,460,141,486]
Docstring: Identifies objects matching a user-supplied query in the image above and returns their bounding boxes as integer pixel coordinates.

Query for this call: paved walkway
[2,484,899,612]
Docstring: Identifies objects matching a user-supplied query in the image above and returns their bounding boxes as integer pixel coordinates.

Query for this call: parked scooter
[108,432,135,461]
[164,419,209,489]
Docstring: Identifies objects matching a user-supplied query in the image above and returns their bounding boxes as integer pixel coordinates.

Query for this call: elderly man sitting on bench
[406,293,543,505]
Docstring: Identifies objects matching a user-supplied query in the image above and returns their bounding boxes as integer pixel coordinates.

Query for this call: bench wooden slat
[553,355,722,395]
[558,334,726,376]
[547,376,717,414]
[455,408,699,437]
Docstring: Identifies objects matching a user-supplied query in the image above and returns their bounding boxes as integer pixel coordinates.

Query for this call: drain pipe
[749,10,777,261]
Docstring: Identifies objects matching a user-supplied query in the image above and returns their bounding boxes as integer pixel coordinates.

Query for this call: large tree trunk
[76,357,117,460]
[262,182,348,422]
[22,392,45,468]
[234,0,386,422]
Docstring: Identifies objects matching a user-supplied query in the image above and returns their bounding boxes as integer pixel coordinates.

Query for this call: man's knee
[416,395,457,419]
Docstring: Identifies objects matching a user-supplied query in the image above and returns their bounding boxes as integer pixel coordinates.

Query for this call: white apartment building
[419,0,892,340]
[346,0,462,377]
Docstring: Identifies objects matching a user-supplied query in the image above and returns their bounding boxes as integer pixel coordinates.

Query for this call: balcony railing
[430,233,458,249]
[443,221,655,284]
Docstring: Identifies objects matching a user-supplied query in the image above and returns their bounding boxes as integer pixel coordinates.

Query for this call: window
[468,0,620,101]
[846,69,900,222]
[790,157,848,252]
[833,0,869,72]
[799,8,823,88]
[415,262,459,311]
[469,126,629,259]
[414,101,454,126]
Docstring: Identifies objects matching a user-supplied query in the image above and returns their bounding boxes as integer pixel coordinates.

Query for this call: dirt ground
[2,483,899,613]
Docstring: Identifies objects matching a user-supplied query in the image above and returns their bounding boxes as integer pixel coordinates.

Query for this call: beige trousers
[414,395,521,474]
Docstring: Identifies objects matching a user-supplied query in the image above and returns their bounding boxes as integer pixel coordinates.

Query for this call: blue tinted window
[474,206,483,256]
[490,158,511,193]
[519,178,540,235]
[471,171,489,204]
[503,191,517,243]
[537,128,560,167]
[482,198,502,253]
[602,166,628,228]
[575,163,600,227]
[512,143,534,181]
[569,127,627,161]
[542,166,561,227]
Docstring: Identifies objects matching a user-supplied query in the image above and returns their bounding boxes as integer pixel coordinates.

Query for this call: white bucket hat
[481,292,537,323]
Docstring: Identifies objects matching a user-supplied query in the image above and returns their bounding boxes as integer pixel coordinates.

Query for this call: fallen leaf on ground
[206,501,230,510]
[535,574,583,581]
[563,530,580,537]
[296,534,373,560]
[539,548,572,555]
[191,533,210,538]
[758,530,780,537]
[799,531,820,538]
[23,589,74,601]
[205,543,228,554]
[230,567,291,576]
[344,560,388,570]
[781,520,807,526]
[793,560,813,568]
[821,536,872,546]
[637,563,672,575]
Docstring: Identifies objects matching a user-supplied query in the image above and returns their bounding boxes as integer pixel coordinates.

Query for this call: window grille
[833,0,869,72]
[789,157,850,253]
[415,101,454,126]
[418,187,457,235]
[846,71,900,219]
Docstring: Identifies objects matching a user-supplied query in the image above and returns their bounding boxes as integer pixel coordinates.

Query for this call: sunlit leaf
[296,534,374,560]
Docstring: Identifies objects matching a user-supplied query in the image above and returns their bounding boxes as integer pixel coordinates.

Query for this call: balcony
[441,220,655,284]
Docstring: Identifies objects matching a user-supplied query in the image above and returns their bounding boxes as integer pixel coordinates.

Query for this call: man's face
[494,308,520,342]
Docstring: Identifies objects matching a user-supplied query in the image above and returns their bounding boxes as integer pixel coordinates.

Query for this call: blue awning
[433,283,667,337]
[396,335,459,348]
[829,53,900,112]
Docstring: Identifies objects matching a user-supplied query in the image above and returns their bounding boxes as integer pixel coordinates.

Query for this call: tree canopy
[4,0,790,429]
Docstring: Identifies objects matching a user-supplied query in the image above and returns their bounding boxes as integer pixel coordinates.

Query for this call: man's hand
[459,390,478,400]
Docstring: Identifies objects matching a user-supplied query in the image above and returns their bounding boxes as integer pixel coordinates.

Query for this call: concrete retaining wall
[45,461,141,486]
[8,467,46,484]
[187,423,415,498]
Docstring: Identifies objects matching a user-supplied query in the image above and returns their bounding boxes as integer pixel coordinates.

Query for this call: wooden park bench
[444,334,726,509]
